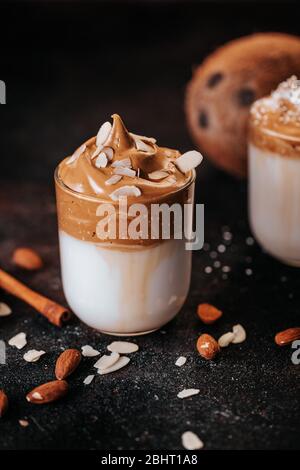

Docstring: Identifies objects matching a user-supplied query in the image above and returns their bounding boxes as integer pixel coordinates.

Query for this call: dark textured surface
[0,1,300,451]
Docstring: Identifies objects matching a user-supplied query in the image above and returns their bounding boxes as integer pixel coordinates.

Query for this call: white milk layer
[59,231,192,334]
[249,143,300,266]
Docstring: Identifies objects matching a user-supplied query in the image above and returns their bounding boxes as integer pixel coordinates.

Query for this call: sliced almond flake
[114,167,136,178]
[81,345,100,357]
[96,121,112,147]
[31,392,43,401]
[218,332,235,348]
[130,132,156,144]
[91,145,103,159]
[95,152,108,168]
[98,356,130,375]
[109,185,141,201]
[105,174,123,186]
[182,431,204,450]
[94,351,120,370]
[177,388,200,399]
[67,143,86,164]
[175,150,203,174]
[111,158,132,168]
[148,170,169,181]
[23,350,46,363]
[107,341,139,354]
[232,324,246,344]
[8,332,27,350]
[135,139,154,153]
[103,147,114,161]
[19,419,29,427]
[83,375,95,385]
[0,302,12,317]
[175,356,187,367]
[167,175,177,185]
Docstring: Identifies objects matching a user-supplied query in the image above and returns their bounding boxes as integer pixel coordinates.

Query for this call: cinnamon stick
[0,268,72,327]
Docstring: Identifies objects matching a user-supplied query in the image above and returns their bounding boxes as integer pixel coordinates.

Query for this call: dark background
[0,1,300,451]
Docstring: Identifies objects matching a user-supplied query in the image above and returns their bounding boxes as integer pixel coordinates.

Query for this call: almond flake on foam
[0,302,12,317]
[105,174,123,186]
[98,356,130,375]
[8,332,27,350]
[175,150,203,174]
[148,170,169,181]
[67,144,86,164]
[130,132,156,144]
[218,332,235,348]
[175,356,187,367]
[23,350,46,363]
[94,351,120,371]
[232,324,246,344]
[91,145,103,159]
[95,152,108,168]
[81,345,100,357]
[83,375,95,385]
[114,167,136,178]
[107,341,139,354]
[167,175,177,185]
[109,185,141,201]
[96,121,112,147]
[182,431,204,450]
[111,158,132,168]
[135,139,154,153]
[103,147,114,161]
[177,388,200,399]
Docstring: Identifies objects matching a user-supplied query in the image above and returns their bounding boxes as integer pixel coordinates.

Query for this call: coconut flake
[105,174,122,186]
[81,345,100,357]
[114,167,136,178]
[182,431,204,450]
[177,388,200,399]
[0,302,12,317]
[96,121,112,147]
[175,356,187,367]
[94,351,120,371]
[95,152,108,168]
[109,185,141,201]
[175,150,203,173]
[232,324,246,344]
[83,375,95,385]
[8,332,27,350]
[23,350,46,363]
[148,170,169,181]
[98,356,130,375]
[107,341,139,354]
[111,158,132,168]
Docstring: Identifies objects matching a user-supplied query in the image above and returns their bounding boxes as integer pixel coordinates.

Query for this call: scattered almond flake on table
[19,419,29,427]
[83,375,95,385]
[114,167,136,178]
[0,302,12,317]
[130,132,156,144]
[67,143,86,164]
[98,356,130,375]
[232,324,246,344]
[81,345,100,357]
[23,350,46,363]
[181,431,204,450]
[94,352,120,371]
[109,186,141,201]
[96,121,112,147]
[148,170,169,181]
[107,341,139,354]
[105,174,122,186]
[175,356,187,367]
[175,150,203,173]
[111,158,132,168]
[135,139,154,153]
[177,388,200,399]
[218,332,235,348]
[95,152,108,168]
[8,332,27,350]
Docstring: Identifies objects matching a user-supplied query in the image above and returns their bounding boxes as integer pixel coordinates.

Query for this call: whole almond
[197,334,220,360]
[12,247,43,271]
[55,349,81,380]
[275,327,300,346]
[26,380,68,404]
[197,303,222,324]
[0,390,8,417]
